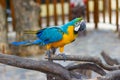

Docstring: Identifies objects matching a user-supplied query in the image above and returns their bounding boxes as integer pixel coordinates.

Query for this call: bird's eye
[74,22,79,27]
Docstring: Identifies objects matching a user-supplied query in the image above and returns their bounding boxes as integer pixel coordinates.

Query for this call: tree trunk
[11,0,44,56]
[0,6,7,54]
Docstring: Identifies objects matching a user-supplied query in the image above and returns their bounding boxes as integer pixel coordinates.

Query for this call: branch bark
[0,52,120,80]
[0,52,71,80]
[101,51,120,65]
[66,62,106,76]
[47,55,120,71]
[98,70,120,80]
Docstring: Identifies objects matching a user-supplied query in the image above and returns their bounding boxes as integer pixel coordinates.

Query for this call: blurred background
[0,0,120,80]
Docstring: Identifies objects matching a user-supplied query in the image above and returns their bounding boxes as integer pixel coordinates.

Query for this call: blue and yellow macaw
[12,18,86,59]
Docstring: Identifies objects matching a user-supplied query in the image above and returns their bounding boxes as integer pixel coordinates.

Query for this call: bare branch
[87,70,120,80]
[66,62,106,76]
[47,55,120,71]
[1,52,120,80]
[46,55,102,63]
[98,70,120,80]
[101,51,119,65]
[0,52,71,80]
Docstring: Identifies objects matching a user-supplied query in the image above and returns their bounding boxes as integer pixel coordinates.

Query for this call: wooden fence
[0,0,119,31]
[86,0,119,31]
[36,0,69,26]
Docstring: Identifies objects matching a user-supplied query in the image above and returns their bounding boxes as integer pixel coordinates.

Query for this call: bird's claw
[45,48,56,58]
[57,53,67,61]
[45,50,51,58]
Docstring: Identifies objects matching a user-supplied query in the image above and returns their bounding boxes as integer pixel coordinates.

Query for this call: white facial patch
[74,25,80,31]
[74,20,85,31]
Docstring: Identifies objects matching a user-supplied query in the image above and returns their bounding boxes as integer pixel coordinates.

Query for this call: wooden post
[102,0,106,23]
[53,0,58,25]
[0,0,6,9]
[61,0,65,24]
[94,0,99,29]
[108,0,112,24]
[68,0,71,21]
[86,0,90,22]
[46,0,50,26]
[10,0,16,31]
[36,0,42,27]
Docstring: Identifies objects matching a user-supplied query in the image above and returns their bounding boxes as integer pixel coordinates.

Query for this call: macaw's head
[74,18,86,33]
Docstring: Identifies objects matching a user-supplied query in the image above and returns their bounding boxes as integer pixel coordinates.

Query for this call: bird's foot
[57,53,67,61]
[51,48,56,55]
[45,50,52,59]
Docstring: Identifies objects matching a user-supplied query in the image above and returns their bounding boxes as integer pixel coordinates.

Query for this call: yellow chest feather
[47,26,77,48]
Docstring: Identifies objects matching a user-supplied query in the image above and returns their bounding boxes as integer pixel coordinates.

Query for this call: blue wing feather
[36,27,63,45]
[11,27,63,46]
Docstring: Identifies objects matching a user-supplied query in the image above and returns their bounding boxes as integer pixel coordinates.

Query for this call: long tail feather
[11,39,44,46]
[11,41,31,46]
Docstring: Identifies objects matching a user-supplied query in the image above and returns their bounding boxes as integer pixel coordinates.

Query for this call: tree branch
[1,52,120,80]
[0,52,71,80]
[101,51,119,65]
[46,55,120,71]
[66,62,106,76]
[98,70,120,80]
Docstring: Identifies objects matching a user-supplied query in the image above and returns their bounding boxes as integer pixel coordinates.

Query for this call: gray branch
[66,62,106,76]
[98,70,120,80]
[0,52,71,80]
[101,51,120,65]
[0,52,120,80]
[47,55,120,71]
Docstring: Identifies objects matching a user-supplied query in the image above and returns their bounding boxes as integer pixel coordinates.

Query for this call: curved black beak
[79,21,86,31]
